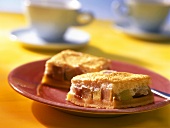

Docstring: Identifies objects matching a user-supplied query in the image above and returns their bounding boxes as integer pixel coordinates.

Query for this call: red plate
[8,59,170,117]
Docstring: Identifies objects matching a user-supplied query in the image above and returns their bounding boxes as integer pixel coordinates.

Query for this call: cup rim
[25,0,81,9]
[126,0,170,6]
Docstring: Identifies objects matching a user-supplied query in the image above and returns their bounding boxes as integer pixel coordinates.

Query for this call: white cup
[24,0,93,41]
[112,0,170,32]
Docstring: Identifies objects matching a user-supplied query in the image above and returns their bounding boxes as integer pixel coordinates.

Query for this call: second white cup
[112,0,170,32]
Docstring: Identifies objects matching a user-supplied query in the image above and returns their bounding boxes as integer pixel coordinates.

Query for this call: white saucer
[10,27,90,50]
[114,22,170,41]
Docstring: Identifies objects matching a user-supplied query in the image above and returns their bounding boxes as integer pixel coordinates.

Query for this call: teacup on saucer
[24,0,93,41]
[112,0,170,33]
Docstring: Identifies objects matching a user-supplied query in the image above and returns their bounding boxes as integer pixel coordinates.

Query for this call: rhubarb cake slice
[66,70,154,109]
[41,50,111,89]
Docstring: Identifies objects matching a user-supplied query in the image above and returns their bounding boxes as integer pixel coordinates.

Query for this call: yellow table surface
[0,12,170,128]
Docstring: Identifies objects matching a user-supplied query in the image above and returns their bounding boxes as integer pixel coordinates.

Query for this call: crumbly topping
[71,71,151,94]
[45,50,111,74]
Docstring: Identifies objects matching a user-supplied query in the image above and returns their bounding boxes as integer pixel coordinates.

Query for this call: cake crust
[66,70,154,109]
[71,70,151,94]
[41,50,111,88]
[67,92,154,109]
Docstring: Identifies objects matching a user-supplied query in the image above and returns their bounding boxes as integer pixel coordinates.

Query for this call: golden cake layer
[41,50,111,88]
[66,70,154,109]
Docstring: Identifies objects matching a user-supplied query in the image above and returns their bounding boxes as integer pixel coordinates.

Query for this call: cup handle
[111,0,129,16]
[74,11,94,26]
[111,0,130,24]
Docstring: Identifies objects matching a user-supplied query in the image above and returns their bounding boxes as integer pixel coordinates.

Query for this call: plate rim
[8,59,170,116]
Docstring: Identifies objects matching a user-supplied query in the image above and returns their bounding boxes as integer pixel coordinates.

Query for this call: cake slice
[41,50,111,89]
[66,70,154,109]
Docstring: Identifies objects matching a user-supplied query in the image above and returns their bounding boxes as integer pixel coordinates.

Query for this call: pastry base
[66,92,154,109]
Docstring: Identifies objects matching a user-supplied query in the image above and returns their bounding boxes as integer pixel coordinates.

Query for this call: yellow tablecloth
[0,12,170,128]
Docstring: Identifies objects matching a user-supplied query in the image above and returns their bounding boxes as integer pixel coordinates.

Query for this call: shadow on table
[31,101,169,128]
[120,34,170,44]
[80,46,149,65]
[23,45,151,67]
